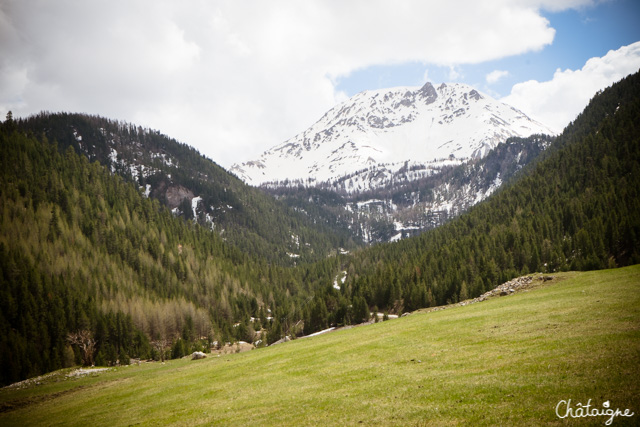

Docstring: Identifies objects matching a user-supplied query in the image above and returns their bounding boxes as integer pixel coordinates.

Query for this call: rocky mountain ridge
[268,134,553,243]
[231,81,554,192]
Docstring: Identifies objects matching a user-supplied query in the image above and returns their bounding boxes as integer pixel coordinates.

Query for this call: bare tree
[151,338,170,362]
[67,330,97,366]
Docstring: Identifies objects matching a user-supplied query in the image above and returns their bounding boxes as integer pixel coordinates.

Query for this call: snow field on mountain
[232,82,554,190]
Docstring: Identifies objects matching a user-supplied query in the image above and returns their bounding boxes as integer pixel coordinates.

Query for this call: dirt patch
[211,342,254,355]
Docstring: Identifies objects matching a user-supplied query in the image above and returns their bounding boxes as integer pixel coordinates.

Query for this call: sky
[1,0,639,168]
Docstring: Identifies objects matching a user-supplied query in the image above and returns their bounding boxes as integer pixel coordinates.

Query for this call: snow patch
[302,327,335,338]
[109,148,118,172]
[191,196,202,219]
[333,270,347,289]
[390,232,403,242]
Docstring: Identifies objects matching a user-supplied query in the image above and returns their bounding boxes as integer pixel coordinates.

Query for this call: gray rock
[191,351,207,360]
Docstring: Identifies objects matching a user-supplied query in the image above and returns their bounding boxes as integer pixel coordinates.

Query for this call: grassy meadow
[1,265,639,426]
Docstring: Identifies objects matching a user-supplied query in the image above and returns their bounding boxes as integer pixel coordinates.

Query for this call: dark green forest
[0,121,345,384]
[1,70,639,386]
[15,113,359,265]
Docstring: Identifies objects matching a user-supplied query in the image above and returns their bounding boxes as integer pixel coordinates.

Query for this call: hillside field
[1,265,639,426]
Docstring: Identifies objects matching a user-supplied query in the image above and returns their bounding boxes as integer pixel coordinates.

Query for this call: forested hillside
[323,71,640,315]
[0,122,346,385]
[14,113,359,265]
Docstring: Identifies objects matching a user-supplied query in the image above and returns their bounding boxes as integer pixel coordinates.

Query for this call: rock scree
[421,273,556,314]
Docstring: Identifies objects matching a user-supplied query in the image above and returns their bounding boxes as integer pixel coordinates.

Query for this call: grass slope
[2,266,639,426]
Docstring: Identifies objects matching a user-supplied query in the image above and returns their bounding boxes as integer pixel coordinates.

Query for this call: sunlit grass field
[1,265,639,426]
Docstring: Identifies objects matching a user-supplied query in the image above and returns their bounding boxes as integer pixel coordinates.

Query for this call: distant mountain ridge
[267,134,554,243]
[231,81,554,191]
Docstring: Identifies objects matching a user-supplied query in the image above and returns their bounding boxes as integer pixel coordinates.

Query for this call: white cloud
[448,66,463,81]
[422,69,430,84]
[486,70,509,84]
[0,0,596,167]
[502,41,640,133]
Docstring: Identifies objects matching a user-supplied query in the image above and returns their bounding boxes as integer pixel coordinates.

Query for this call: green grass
[2,266,639,426]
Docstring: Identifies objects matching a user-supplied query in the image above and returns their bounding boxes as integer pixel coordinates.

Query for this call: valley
[2,2,639,425]
[1,265,638,425]
[1,70,639,414]
[267,134,553,243]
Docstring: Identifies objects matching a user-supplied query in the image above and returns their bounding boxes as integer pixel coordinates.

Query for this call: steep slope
[269,134,553,243]
[15,113,359,264]
[0,121,337,385]
[231,82,554,189]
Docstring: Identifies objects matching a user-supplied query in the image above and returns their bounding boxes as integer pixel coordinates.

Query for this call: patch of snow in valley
[302,327,335,338]
[205,212,215,230]
[390,233,403,242]
[109,148,118,172]
[191,196,202,219]
[291,234,300,248]
[333,270,347,290]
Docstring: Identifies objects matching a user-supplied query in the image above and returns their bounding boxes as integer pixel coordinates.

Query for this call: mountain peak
[418,81,438,104]
[231,82,554,189]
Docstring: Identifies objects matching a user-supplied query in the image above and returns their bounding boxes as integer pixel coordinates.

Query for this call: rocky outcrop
[165,185,194,209]
[191,351,207,360]
[423,273,555,313]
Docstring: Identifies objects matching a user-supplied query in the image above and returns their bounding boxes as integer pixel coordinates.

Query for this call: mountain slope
[331,70,640,313]
[15,113,359,264]
[231,82,554,189]
[0,122,337,385]
[268,134,553,243]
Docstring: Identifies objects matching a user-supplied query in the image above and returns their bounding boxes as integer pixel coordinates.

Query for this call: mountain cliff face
[231,82,554,191]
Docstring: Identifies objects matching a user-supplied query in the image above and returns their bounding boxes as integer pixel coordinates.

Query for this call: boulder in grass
[191,351,207,360]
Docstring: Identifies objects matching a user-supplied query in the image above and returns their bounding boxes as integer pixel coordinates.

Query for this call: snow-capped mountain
[231,82,554,190]
[268,134,554,244]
